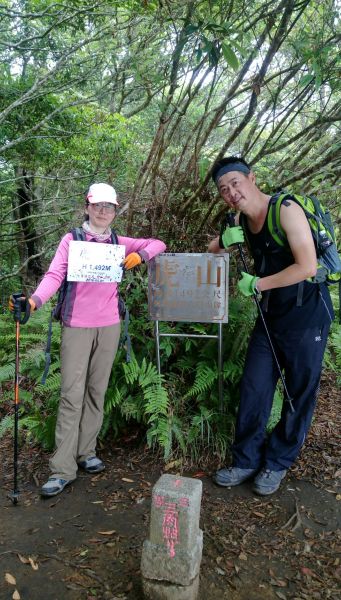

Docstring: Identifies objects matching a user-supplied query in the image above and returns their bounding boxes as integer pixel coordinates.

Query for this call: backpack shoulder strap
[57,227,84,321]
[110,229,118,245]
[267,192,297,247]
[71,227,85,241]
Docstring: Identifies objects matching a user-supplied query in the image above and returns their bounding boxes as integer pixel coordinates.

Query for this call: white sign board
[67,240,125,283]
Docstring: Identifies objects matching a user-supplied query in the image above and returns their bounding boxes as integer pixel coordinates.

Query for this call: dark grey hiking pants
[232,322,330,471]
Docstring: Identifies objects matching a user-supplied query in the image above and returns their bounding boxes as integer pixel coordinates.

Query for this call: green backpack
[267,192,341,319]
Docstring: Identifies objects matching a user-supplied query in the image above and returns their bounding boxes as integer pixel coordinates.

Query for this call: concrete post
[141,474,203,600]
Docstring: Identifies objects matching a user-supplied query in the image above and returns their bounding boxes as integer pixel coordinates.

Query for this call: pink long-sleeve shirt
[32,231,166,328]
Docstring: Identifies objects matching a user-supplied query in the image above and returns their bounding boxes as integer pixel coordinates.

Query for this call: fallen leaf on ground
[164,459,182,471]
[97,530,116,535]
[12,591,20,600]
[28,557,38,571]
[17,554,38,570]
[270,578,287,587]
[5,573,16,585]
[122,478,134,483]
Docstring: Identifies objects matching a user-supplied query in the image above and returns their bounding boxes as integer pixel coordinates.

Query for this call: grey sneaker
[253,468,287,496]
[41,477,75,497]
[214,466,258,487]
[78,456,105,473]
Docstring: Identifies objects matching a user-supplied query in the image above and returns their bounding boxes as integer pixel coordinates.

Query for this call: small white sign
[67,240,125,283]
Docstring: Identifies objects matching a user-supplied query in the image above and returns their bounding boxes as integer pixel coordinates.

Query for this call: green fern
[21,412,57,450]
[145,385,169,421]
[147,416,172,459]
[170,416,187,454]
[0,414,14,439]
[184,363,217,399]
[120,397,145,421]
[36,372,61,394]
[0,363,15,384]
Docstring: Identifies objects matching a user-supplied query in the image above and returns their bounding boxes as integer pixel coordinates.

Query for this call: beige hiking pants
[49,323,121,480]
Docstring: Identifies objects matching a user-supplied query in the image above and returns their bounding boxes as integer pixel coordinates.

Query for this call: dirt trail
[0,374,340,600]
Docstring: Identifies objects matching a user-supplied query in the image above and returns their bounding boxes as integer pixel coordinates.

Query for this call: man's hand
[123,252,142,270]
[237,272,260,297]
[220,225,244,249]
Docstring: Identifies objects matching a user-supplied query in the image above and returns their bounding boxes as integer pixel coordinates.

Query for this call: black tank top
[241,204,334,332]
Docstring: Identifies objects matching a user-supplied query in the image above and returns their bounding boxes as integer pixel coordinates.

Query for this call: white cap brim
[87,183,118,205]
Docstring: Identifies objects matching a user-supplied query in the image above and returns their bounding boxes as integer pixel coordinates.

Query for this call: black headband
[214,162,250,183]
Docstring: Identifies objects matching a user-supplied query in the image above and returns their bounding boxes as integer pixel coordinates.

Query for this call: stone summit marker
[141,474,203,600]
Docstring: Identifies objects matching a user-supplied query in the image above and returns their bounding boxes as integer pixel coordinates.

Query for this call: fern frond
[36,373,61,394]
[104,387,124,413]
[0,363,15,384]
[171,417,186,453]
[147,417,172,459]
[0,414,13,439]
[223,359,244,383]
[145,385,169,421]
[138,358,165,389]
[123,357,140,385]
[120,397,144,421]
[184,363,217,399]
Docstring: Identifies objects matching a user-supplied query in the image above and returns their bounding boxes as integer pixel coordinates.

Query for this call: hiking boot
[78,456,105,474]
[41,477,75,498]
[214,466,258,487]
[253,468,287,496]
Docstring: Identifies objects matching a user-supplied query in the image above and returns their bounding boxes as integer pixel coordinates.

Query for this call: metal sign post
[148,253,229,411]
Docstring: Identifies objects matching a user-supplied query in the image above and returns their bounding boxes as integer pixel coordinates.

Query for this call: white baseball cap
[87,183,118,205]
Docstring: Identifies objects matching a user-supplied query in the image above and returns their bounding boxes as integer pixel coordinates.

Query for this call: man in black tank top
[208,156,333,495]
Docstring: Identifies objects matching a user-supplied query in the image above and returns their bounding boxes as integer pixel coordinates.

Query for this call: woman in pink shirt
[23,183,165,497]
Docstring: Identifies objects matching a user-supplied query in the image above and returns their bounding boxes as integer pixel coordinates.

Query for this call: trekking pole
[10,293,30,505]
[226,214,295,413]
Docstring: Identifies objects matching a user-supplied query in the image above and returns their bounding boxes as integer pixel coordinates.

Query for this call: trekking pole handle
[12,292,31,325]
[226,213,250,273]
[12,292,24,323]
[226,212,236,228]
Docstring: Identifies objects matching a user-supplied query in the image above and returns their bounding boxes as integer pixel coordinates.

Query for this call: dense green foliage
[0,0,340,461]
[0,271,252,462]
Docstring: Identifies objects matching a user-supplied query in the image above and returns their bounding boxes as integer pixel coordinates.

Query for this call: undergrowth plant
[1,267,337,464]
[0,305,60,449]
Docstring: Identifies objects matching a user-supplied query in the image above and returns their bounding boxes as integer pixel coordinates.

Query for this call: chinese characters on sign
[148,253,229,323]
[67,240,125,283]
[153,494,190,558]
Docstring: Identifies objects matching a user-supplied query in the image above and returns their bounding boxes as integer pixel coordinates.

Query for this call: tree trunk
[14,167,44,286]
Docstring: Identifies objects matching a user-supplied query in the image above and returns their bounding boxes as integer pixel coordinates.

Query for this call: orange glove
[29,298,36,312]
[123,252,142,270]
[9,295,36,313]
